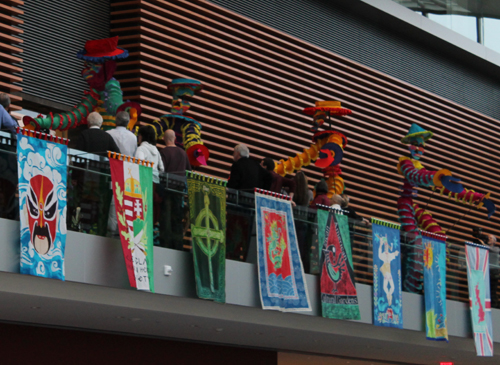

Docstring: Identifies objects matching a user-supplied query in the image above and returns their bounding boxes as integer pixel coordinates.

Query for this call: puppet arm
[397,157,441,188]
[23,90,100,131]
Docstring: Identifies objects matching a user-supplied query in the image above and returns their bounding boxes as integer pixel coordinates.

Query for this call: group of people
[2,97,499,299]
[76,112,191,246]
[76,112,191,178]
[226,143,370,226]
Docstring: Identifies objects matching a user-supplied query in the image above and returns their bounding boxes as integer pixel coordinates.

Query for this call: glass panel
[2,131,499,308]
[484,17,500,53]
[428,14,477,42]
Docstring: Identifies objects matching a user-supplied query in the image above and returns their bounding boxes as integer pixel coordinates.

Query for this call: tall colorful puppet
[148,79,209,167]
[274,101,351,197]
[396,123,495,292]
[23,36,141,131]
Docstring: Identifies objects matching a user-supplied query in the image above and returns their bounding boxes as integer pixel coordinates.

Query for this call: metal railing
[0,131,498,306]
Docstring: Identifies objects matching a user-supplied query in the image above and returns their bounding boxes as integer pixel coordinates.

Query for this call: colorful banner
[255,190,310,312]
[17,129,68,280]
[465,241,494,357]
[422,232,448,341]
[318,209,360,320]
[109,153,154,292]
[372,219,402,328]
[187,172,226,303]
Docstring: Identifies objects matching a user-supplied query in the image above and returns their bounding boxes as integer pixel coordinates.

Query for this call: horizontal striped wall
[0,0,23,111]
[110,0,500,251]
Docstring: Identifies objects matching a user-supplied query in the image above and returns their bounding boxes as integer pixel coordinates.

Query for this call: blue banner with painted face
[17,130,68,280]
[372,219,402,328]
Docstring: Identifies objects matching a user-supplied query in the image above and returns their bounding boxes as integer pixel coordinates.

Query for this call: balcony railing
[0,131,497,306]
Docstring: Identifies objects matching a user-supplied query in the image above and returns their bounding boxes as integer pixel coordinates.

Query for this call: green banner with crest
[187,172,227,303]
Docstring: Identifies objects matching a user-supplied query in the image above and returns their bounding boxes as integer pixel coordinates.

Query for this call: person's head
[87,112,103,128]
[0,93,10,111]
[115,111,130,128]
[340,194,350,209]
[137,125,157,145]
[488,234,497,246]
[331,194,345,206]
[260,157,275,171]
[164,129,176,146]
[233,144,249,162]
[293,171,310,206]
[315,179,328,195]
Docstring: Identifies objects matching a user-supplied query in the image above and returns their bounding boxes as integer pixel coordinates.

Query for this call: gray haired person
[106,111,137,156]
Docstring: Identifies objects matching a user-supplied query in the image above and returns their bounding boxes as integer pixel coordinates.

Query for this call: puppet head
[401,123,433,160]
[77,36,128,91]
[27,175,58,255]
[303,101,352,132]
[168,79,203,115]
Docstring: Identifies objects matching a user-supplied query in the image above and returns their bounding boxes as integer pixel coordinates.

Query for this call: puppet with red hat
[24,36,141,132]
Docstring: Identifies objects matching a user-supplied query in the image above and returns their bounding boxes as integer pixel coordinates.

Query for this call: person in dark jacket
[227,144,271,191]
[310,179,333,209]
[260,157,296,204]
[0,93,18,135]
[340,194,370,226]
[75,112,120,154]
[161,129,191,173]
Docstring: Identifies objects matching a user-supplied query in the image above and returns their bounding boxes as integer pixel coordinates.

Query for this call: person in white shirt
[331,194,345,210]
[135,125,164,183]
[135,125,165,225]
[106,111,137,156]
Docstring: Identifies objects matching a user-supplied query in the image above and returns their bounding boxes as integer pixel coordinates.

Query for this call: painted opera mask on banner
[27,175,58,255]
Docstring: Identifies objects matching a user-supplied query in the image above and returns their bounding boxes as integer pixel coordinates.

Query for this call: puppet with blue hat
[396,123,495,293]
[148,78,209,167]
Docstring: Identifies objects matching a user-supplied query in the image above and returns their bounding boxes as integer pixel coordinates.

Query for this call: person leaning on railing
[159,129,192,250]
[487,234,500,308]
[293,171,314,273]
[227,144,272,192]
[75,112,120,155]
[260,157,296,206]
[340,194,371,226]
[0,93,18,136]
[106,111,137,157]
[310,179,333,210]
[135,125,165,225]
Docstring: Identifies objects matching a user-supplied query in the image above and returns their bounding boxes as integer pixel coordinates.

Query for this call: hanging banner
[109,152,154,292]
[318,208,360,320]
[372,218,402,328]
[255,189,311,312]
[187,171,226,303]
[17,129,68,280]
[465,241,494,357]
[422,231,448,341]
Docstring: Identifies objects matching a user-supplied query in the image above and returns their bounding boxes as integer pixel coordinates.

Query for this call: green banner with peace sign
[187,172,227,303]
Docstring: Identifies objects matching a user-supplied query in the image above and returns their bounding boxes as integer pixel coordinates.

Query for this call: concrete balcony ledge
[1,218,500,364]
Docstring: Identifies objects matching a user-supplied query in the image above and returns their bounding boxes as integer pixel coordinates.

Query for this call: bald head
[164,129,176,146]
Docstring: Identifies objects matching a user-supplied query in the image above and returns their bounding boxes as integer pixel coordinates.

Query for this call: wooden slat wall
[0,0,22,111]
[110,0,500,249]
